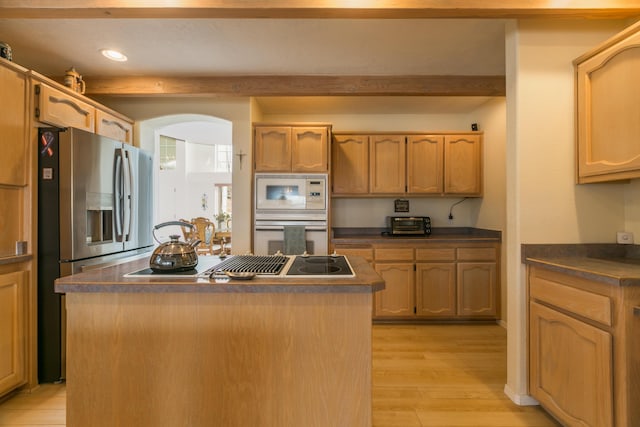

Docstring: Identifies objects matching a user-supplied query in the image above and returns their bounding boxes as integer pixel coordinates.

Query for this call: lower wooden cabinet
[528,266,640,427]
[416,263,456,316]
[334,241,500,320]
[374,263,414,317]
[457,262,497,317]
[0,269,27,396]
[529,301,613,427]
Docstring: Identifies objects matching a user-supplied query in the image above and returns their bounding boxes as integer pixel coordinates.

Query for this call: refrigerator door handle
[114,149,124,241]
[123,149,133,241]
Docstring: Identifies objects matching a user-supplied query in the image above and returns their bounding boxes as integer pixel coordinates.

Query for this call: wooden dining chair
[190,217,222,255]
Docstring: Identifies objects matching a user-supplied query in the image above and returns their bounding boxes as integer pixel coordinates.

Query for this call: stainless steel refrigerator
[37,127,154,383]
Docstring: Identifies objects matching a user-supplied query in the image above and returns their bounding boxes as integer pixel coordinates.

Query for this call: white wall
[504,18,629,405]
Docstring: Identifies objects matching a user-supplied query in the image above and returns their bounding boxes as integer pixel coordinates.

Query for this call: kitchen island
[55,255,384,427]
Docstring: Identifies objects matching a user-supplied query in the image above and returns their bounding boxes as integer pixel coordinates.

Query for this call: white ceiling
[0,18,506,77]
[0,18,505,114]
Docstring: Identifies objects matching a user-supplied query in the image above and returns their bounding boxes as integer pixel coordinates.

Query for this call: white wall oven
[253,173,328,255]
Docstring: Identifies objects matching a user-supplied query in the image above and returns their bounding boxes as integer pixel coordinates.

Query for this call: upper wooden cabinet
[370,135,405,193]
[332,132,482,197]
[35,82,95,132]
[332,134,369,194]
[0,60,28,187]
[407,135,443,193]
[95,109,133,145]
[444,134,482,195]
[33,77,134,144]
[254,125,330,172]
[575,21,640,183]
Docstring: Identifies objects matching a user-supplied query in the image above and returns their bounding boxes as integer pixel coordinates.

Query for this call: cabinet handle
[102,118,128,132]
[634,306,640,316]
[49,95,91,116]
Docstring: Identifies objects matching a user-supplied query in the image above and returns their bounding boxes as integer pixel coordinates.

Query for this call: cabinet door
[332,134,369,194]
[457,262,496,317]
[407,135,443,194]
[36,83,95,132]
[0,63,28,186]
[0,270,27,396]
[370,135,405,194]
[529,302,613,427]
[374,263,414,317]
[291,127,328,172]
[444,134,481,195]
[95,109,133,144]
[415,263,456,317]
[576,28,640,183]
[254,126,291,171]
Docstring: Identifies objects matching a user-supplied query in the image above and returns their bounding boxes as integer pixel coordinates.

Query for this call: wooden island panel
[61,256,381,427]
[67,291,372,427]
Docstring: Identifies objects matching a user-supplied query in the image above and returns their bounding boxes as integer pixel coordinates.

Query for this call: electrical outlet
[616,231,634,244]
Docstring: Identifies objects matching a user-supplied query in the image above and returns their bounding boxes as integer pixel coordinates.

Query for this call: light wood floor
[0,324,559,427]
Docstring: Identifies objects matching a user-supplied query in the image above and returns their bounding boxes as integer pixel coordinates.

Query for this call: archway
[137,114,233,241]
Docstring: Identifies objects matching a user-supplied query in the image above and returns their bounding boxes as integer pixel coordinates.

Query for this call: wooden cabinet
[335,241,499,321]
[457,262,496,316]
[528,266,640,427]
[332,134,369,194]
[0,61,28,188]
[415,263,456,316]
[33,78,134,143]
[0,269,28,396]
[407,135,443,194]
[374,262,415,317]
[95,109,133,144]
[370,135,405,193]
[332,132,482,196]
[444,134,482,195]
[575,21,640,183]
[254,125,329,172]
[35,82,95,132]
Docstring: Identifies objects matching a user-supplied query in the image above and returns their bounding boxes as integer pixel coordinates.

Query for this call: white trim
[503,384,540,406]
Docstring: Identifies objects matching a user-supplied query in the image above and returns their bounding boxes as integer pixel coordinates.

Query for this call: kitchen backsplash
[331,197,481,228]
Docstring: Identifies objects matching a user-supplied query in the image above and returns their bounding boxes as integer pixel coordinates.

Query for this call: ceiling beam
[80,75,506,97]
[2,1,640,19]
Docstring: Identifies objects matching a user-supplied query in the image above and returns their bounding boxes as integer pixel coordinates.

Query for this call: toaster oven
[388,216,431,236]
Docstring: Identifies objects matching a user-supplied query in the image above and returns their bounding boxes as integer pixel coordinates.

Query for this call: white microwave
[254,173,327,217]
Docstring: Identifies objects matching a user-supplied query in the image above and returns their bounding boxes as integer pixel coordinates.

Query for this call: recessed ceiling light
[100,49,127,62]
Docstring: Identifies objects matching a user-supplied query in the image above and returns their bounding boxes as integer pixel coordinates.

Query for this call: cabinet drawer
[334,246,373,262]
[415,248,455,262]
[36,83,95,132]
[374,248,414,262]
[530,271,612,326]
[457,247,496,261]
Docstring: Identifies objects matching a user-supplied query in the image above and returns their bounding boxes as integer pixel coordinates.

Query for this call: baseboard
[504,384,540,406]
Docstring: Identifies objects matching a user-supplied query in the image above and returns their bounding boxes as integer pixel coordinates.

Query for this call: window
[159,135,178,170]
[215,144,232,173]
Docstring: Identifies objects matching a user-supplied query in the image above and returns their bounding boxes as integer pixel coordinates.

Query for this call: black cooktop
[285,255,354,276]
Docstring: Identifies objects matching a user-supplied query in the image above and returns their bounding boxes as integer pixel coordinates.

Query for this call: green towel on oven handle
[283,225,307,255]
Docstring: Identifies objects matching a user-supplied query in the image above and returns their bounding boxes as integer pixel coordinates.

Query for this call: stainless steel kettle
[149,221,201,272]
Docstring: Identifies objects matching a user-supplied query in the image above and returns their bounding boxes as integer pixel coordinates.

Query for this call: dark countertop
[55,254,385,294]
[522,243,640,287]
[332,227,501,244]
